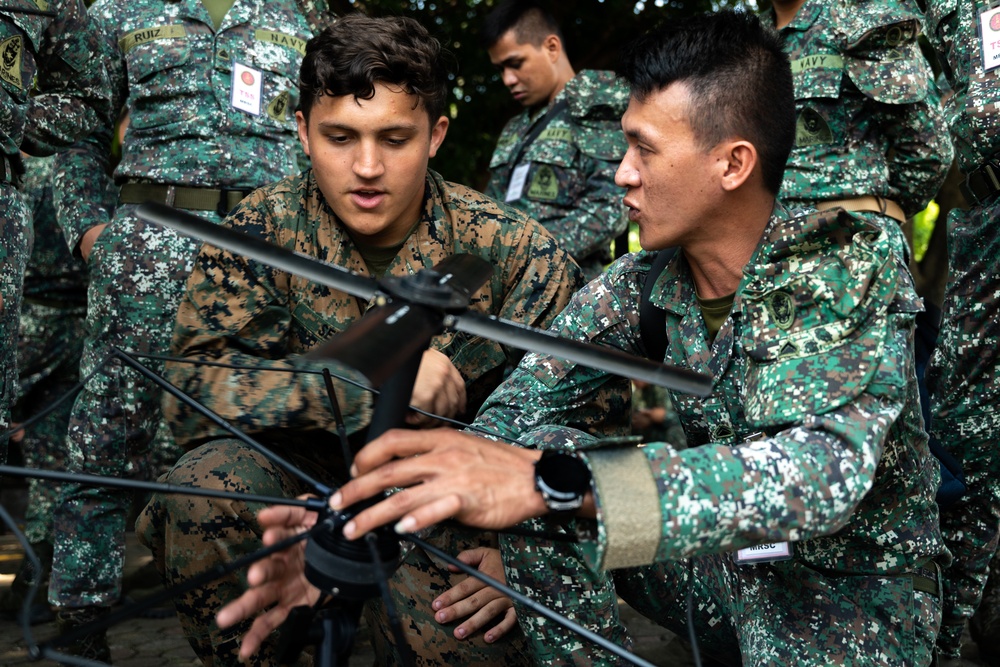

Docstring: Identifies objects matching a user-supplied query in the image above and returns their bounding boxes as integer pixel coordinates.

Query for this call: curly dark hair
[298,13,451,124]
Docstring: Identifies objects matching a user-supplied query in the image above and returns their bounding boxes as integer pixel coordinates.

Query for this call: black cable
[134,351,534,447]
[365,532,414,667]
[114,347,333,496]
[404,533,658,667]
[686,557,703,667]
[322,367,354,472]
[0,464,327,510]
[0,350,113,445]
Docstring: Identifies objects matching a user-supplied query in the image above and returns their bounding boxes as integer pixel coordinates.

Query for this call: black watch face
[535,451,591,496]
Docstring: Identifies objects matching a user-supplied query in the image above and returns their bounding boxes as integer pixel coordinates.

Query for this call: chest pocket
[521,135,579,205]
[124,32,191,129]
[791,59,844,148]
[240,38,303,128]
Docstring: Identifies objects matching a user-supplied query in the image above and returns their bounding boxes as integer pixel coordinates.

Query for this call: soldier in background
[46,0,334,661]
[764,0,952,268]
[481,0,628,280]
[0,154,94,625]
[921,1,1000,664]
[0,0,109,464]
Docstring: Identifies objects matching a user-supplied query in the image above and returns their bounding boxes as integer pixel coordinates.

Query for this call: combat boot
[971,557,1000,667]
[54,606,112,664]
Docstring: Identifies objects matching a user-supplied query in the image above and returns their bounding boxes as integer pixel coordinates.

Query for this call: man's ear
[428,115,450,158]
[717,139,757,192]
[295,110,310,157]
[543,33,562,62]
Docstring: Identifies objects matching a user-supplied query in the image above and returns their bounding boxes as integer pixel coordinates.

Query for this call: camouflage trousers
[502,523,941,666]
[926,197,1000,658]
[137,438,530,666]
[0,183,31,462]
[49,208,189,609]
[12,300,86,545]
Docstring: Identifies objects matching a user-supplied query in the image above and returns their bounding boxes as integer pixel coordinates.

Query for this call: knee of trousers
[137,439,286,568]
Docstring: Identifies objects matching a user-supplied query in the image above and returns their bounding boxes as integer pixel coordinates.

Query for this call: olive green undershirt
[355,241,405,279]
[201,0,236,29]
[696,292,736,343]
[350,217,425,279]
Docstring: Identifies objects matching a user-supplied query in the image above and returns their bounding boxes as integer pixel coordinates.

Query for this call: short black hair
[618,10,794,195]
[298,13,451,124]
[481,0,562,49]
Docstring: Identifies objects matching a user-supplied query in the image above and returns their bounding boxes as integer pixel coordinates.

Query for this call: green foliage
[330,0,764,187]
[911,200,939,263]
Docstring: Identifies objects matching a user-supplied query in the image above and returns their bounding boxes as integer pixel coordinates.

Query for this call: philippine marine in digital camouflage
[922,1,1000,664]
[482,0,629,280]
[216,10,947,667]
[0,0,109,463]
[138,13,582,667]
[46,0,334,661]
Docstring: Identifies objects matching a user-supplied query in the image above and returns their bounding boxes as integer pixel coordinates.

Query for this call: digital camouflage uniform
[137,168,582,666]
[0,0,109,463]
[766,0,952,268]
[922,0,1000,659]
[485,69,629,280]
[475,205,946,666]
[48,0,334,615]
[12,154,90,548]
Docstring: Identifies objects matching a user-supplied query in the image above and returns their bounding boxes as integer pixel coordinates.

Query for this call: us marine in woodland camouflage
[0,0,110,461]
[766,0,952,268]
[138,14,582,667]
[46,0,334,659]
[922,1,1000,663]
[483,1,629,281]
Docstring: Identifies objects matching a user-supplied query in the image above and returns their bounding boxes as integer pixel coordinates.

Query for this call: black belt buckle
[962,158,1000,207]
[216,186,249,218]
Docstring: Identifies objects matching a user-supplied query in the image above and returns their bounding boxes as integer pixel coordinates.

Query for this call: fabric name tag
[980,6,1000,72]
[506,163,531,202]
[231,62,262,115]
[735,541,793,564]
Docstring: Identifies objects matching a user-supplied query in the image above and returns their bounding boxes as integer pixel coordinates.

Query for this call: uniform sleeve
[162,195,373,447]
[539,119,628,261]
[50,6,123,254]
[473,258,641,444]
[21,0,112,156]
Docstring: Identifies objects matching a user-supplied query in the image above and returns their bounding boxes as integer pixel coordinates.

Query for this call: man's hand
[215,503,322,661]
[407,349,467,426]
[433,547,517,643]
[79,223,108,262]
[632,406,665,432]
[331,429,545,538]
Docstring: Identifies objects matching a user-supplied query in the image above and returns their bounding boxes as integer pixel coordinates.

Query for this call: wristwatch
[534,450,592,513]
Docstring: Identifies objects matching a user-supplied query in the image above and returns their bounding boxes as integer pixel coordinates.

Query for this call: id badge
[505,163,531,202]
[980,6,1000,72]
[231,62,263,115]
[735,541,794,565]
